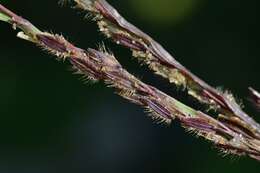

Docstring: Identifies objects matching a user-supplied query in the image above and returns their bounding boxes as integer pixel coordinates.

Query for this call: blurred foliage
[130,0,203,24]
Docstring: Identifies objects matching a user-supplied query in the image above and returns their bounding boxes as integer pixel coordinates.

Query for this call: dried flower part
[1,3,260,161]
[70,0,260,137]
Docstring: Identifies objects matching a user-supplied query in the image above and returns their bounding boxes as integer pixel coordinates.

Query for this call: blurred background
[0,0,260,172]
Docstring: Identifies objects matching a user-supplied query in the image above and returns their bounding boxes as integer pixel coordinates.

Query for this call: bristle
[58,0,72,6]
[71,64,98,83]
[37,34,71,60]
[145,109,172,124]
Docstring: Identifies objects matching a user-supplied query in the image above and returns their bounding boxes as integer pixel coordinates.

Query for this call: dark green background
[0,0,259,172]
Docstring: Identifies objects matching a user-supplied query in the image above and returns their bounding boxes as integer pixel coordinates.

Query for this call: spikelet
[37,33,71,60]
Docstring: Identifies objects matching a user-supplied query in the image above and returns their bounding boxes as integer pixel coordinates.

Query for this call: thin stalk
[69,0,260,137]
[0,3,260,161]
